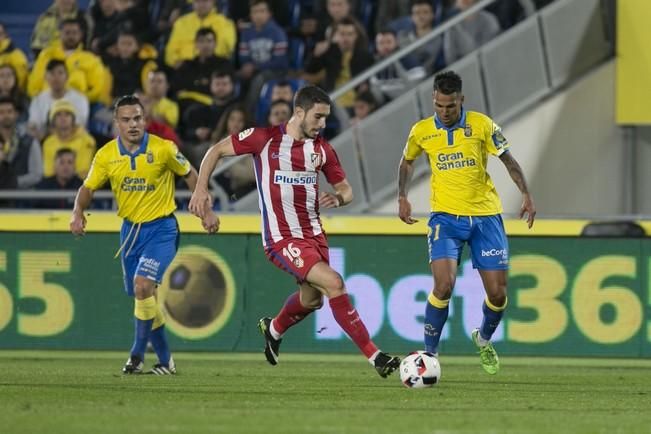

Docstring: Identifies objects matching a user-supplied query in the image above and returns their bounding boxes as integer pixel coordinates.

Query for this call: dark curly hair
[433,71,463,94]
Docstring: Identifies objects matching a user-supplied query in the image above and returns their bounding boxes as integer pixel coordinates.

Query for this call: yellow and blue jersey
[84,133,191,223]
[403,109,509,216]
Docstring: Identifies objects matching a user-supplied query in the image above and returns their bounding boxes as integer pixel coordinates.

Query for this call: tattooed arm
[499,151,536,228]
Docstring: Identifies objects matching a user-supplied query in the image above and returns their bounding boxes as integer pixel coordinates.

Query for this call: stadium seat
[216,0,229,17]
[288,0,302,30]
[387,16,414,34]
[2,13,38,58]
[356,0,375,31]
[255,78,306,126]
[288,37,306,70]
[3,0,53,13]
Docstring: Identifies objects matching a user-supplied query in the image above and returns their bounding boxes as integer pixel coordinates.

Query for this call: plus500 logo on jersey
[481,248,507,257]
[273,170,318,185]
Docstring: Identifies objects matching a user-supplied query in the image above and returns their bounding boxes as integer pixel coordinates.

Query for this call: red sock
[329,294,378,358]
[272,291,314,335]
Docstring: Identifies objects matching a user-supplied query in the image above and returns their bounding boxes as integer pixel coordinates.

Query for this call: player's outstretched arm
[70,186,94,236]
[398,157,418,224]
[189,136,237,218]
[319,179,353,208]
[499,151,536,228]
[182,166,220,234]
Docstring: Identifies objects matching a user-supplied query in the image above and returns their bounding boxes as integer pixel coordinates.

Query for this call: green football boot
[471,328,499,375]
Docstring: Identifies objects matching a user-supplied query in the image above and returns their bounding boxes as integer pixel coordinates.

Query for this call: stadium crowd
[0,0,554,208]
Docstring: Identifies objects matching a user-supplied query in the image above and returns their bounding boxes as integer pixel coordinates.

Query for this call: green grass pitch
[0,351,650,434]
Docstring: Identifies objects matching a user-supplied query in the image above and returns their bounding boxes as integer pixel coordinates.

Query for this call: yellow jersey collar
[434,108,467,131]
[118,132,149,157]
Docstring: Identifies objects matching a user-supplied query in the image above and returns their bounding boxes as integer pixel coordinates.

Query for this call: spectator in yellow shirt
[42,99,96,178]
[30,0,89,57]
[0,23,29,91]
[28,18,107,103]
[139,69,179,129]
[165,0,236,68]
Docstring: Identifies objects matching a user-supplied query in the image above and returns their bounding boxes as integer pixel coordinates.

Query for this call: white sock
[269,320,282,340]
[476,333,489,347]
[368,350,381,365]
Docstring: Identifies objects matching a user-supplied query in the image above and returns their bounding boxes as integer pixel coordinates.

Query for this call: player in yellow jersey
[397,71,536,374]
[69,95,218,375]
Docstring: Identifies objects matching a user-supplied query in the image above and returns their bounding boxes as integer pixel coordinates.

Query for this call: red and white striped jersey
[231,125,346,247]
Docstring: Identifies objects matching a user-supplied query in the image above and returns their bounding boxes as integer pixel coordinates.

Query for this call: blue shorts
[427,212,509,270]
[120,215,179,296]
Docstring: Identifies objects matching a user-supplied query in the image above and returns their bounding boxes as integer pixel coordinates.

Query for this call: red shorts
[265,234,329,282]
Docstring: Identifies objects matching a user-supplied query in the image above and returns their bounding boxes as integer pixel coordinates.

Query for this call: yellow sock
[152,305,166,330]
[485,296,508,312]
[134,296,157,320]
[427,292,450,308]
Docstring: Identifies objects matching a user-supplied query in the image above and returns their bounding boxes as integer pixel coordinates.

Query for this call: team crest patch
[175,152,188,165]
[238,128,254,141]
[310,152,322,168]
[464,125,472,137]
[146,151,154,163]
[294,257,304,268]
[492,129,508,149]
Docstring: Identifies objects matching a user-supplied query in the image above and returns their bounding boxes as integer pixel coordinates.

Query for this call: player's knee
[325,272,346,297]
[487,291,507,309]
[133,277,155,299]
[432,280,454,300]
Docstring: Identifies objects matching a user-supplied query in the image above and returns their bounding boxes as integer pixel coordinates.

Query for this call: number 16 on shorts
[283,243,304,268]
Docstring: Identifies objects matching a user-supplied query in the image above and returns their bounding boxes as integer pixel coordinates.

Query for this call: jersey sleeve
[403,124,423,160]
[484,118,510,156]
[231,127,271,155]
[321,142,346,185]
[83,151,109,190]
[164,141,192,176]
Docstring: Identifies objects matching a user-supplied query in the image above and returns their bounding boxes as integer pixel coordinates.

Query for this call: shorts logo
[140,257,161,274]
[238,128,254,141]
[282,242,304,268]
[481,248,507,257]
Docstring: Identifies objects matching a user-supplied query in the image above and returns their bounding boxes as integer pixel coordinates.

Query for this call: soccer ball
[161,253,227,328]
[399,351,441,388]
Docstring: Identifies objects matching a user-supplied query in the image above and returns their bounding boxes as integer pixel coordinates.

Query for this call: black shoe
[122,355,143,374]
[258,317,282,366]
[148,357,176,375]
[374,352,400,378]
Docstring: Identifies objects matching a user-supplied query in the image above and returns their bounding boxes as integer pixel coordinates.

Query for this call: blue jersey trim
[118,132,149,170]
[434,109,467,146]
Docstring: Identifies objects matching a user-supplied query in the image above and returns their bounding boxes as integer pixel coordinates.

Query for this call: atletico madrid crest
[310,153,322,168]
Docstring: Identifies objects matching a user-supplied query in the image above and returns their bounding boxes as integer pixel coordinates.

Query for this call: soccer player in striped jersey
[189,85,400,378]
[398,71,536,374]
